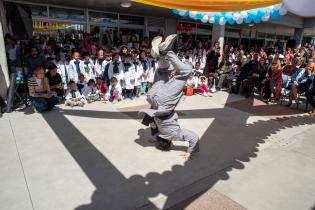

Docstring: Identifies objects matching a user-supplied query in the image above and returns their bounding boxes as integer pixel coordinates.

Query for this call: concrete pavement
[0,91,315,210]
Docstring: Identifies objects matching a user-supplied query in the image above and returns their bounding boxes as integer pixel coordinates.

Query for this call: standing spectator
[25,46,47,76]
[205,45,220,76]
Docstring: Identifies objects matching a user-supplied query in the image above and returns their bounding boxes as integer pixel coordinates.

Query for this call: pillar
[211,24,225,61]
[0,0,9,100]
[293,28,304,48]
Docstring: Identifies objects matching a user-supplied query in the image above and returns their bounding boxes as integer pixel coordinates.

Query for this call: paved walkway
[1,92,315,210]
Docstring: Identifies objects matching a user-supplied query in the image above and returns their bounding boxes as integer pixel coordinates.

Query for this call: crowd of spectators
[4,31,315,115]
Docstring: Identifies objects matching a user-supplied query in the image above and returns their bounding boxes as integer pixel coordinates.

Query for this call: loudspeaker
[5,2,33,40]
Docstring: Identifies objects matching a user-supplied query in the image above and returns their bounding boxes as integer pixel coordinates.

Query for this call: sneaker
[159,34,177,55]
[151,36,163,59]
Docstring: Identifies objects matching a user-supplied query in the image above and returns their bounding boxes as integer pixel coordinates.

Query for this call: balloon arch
[172,4,287,26]
[132,0,315,25]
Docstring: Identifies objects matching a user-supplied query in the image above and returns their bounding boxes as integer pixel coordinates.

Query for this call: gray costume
[139,35,200,153]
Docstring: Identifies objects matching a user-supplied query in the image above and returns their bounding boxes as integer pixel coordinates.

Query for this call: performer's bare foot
[180,152,192,161]
[308,109,315,115]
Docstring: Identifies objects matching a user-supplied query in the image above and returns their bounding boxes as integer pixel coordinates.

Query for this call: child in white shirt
[105,77,122,103]
[139,50,150,96]
[82,52,96,82]
[65,81,85,107]
[56,52,71,92]
[123,54,136,100]
[82,79,100,103]
[186,73,198,88]
[69,50,84,83]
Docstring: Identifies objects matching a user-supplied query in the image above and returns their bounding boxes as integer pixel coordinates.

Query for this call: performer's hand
[180,152,192,161]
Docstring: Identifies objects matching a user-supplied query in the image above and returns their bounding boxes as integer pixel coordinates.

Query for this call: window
[119,15,144,25]
[49,7,84,21]
[89,11,118,25]
[31,5,48,17]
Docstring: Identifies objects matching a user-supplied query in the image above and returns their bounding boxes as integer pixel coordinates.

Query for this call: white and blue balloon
[173,3,288,25]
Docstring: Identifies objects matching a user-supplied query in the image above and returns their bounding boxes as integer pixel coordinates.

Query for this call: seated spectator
[216,60,233,90]
[286,63,315,107]
[77,74,87,94]
[198,75,212,97]
[28,67,59,113]
[282,57,299,88]
[46,63,63,98]
[105,77,122,103]
[82,79,100,103]
[65,81,85,107]
[242,58,267,97]
[306,74,315,116]
[261,59,283,103]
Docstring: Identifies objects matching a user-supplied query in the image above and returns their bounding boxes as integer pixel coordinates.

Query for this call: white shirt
[57,60,71,89]
[148,59,159,83]
[186,77,197,88]
[107,61,125,81]
[69,59,85,83]
[140,59,151,82]
[133,60,143,86]
[105,84,122,97]
[82,86,99,97]
[65,89,83,100]
[123,62,136,90]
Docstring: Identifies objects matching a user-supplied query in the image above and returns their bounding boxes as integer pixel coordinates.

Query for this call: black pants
[306,87,315,109]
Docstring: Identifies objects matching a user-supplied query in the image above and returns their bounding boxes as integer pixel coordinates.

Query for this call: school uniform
[123,62,136,99]
[57,60,71,90]
[140,58,151,94]
[82,86,100,102]
[105,83,122,102]
[186,77,197,88]
[77,81,87,94]
[69,59,85,83]
[65,89,86,105]
[133,60,143,87]
[148,59,159,85]
[94,59,104,77]
[193,56,206,70]
[107,61,125,83]
[82,60,97,82]
[65,89,84,100]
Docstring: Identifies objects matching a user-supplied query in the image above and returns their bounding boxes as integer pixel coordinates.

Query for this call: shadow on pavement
[40,95,315,209]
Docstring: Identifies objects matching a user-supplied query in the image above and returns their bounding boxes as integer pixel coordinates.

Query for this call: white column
[293,28,304,48]
[0,6,9,100]
[211,24,225,61]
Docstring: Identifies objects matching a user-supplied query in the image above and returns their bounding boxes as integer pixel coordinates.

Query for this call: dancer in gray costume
[139,34,199,160]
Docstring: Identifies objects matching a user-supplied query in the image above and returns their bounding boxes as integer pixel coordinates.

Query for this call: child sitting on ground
[82,79,100,103]
[186,73,198,88]
[65,81,85,107]
[105,77,122,103]
[96,77,107,100]
[77,74,87,94]
[198,75,212,97]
